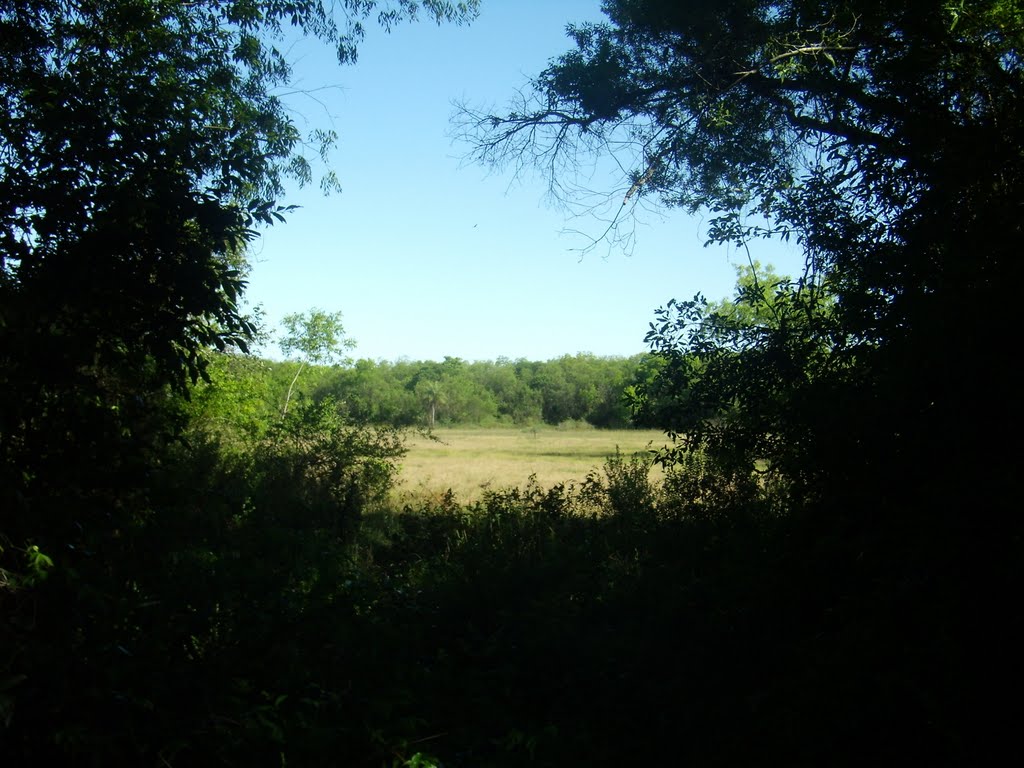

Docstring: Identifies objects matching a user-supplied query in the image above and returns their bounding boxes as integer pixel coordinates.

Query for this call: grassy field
[392,425,671,504]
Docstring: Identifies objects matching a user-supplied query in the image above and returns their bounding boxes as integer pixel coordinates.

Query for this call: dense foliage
[0,0,475,574]
[4,0,1023,765]
[0,0,477,762]
[466,0,1023,500]
[190,286,835,438]
[459,0,1024,758]
[190,351,649,431]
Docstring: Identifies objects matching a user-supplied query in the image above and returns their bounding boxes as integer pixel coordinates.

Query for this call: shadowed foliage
[3,1,1023,765]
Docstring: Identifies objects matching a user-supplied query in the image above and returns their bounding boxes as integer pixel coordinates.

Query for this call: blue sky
[246,0,803,362]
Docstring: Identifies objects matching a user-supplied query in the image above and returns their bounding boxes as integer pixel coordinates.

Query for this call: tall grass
[393,426,670,504]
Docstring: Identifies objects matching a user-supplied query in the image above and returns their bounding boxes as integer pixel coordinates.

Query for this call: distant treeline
[187,352,667,433]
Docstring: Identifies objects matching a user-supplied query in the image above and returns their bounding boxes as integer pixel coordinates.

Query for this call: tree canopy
[279,308,355,415]
[1,0,477,392]
[462,0,1024,506]
[3,2,1023,763]
[0,0,478,538]
[0,4,476,756]
[459,13,1024,755]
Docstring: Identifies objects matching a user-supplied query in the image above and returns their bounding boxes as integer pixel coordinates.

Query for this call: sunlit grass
[393,425,671,504]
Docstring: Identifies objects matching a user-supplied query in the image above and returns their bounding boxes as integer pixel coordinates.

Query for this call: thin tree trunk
[281,360,306,418]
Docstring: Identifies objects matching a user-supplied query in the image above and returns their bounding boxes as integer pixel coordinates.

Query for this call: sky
[245,0,804,363]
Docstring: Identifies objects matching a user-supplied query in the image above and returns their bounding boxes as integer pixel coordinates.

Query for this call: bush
[580,450,657,523]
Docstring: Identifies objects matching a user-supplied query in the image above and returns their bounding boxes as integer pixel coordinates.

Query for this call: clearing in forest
[394,426,670,504]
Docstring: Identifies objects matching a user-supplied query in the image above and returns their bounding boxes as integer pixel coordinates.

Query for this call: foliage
[279,308,355,416]
[280,309,356,366]
[0,0,476,562]
[640,260,839,489]
[0,0,476,762]
[455,1,1024,759]
[305,448,967,766]
[1,0,477,395]
[5,0,1021,763]
[185,351,278,442]
[462,0,1023,504]
[204,351,653,429]
[2,397,406,764]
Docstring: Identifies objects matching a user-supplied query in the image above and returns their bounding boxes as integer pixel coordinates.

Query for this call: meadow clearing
[393,425,672,504]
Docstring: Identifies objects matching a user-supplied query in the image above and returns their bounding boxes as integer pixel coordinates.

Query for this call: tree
[415,378,448,428]
[637,260,838,484]
[279,308,355,417]
[707,261,797,328]
[408,356,500,427]
[323,358,421,426]
[1,0,472,395]
[461,7,1024,763]
[0,2,477,759]
[461,0,1023,503]
[461,8,1024,757]
[0,0,477,513]
[472,358,543,424]
[1,0,479,544]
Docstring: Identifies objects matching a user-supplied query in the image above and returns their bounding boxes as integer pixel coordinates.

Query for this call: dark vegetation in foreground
[3,0,1022,765]
[5,407,1002,766]
[1,340,1012,765]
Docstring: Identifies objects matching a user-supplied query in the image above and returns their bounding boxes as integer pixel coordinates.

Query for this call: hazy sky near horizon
[246,0,803,362]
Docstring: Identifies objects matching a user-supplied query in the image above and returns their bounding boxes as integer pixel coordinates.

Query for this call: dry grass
[392,425,671,505]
